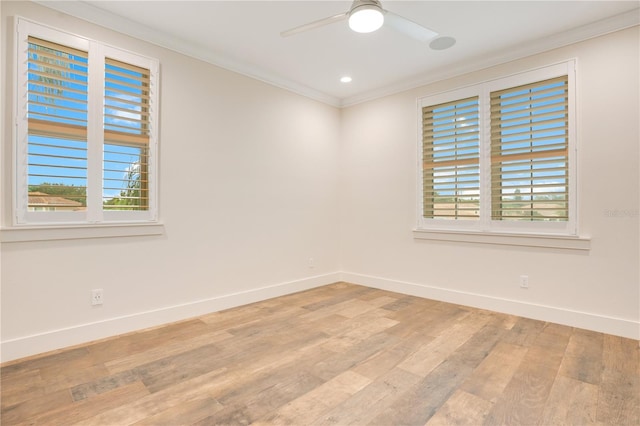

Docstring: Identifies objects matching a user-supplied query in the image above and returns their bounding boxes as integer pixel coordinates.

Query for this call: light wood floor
[1,282,639,425]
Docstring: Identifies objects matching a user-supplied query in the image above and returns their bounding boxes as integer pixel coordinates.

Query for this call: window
[422,96,480,220]
[14,18,159,226]
[490,76,569,222]
[418,62,576,236]
[103,58,152,213]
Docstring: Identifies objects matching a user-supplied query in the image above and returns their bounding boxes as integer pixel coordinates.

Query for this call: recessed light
[340,76,353,83]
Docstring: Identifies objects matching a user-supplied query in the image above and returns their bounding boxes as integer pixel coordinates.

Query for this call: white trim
[0,222,165,242]
[0,272,341,363]
[87,39,104,222]
[412,229,590,251]
[341,272,639,340]
[416,60,578,237]
[13,17,160,226]
[3,270,636,362]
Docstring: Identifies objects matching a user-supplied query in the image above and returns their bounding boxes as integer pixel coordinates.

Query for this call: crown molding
[32,0,342,107]
[340,8,640,107]
[33,1,638,109]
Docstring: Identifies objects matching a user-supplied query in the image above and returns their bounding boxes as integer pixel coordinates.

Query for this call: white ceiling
[37,1,639,106]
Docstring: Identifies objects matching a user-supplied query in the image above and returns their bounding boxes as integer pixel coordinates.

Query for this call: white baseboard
[341,272,640,341]
[1,272,341,363]
[4,271,637,363]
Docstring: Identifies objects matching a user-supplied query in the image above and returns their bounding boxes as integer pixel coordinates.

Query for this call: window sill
[0,223,165,243]
[413,229,591,251]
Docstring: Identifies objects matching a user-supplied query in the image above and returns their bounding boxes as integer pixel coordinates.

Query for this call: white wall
[340,27,640,339]
[1,3,638,363]
[0,2,342,361]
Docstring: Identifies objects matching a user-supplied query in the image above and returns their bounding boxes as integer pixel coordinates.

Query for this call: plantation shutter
[104,58,150,145]
[490,76,569,221]
[103,58,151,210]
[26,37,89,210]
[422,97,480,219]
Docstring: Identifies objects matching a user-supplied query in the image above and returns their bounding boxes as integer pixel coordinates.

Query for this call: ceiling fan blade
[280,12,348,37]
[383,10,438,42]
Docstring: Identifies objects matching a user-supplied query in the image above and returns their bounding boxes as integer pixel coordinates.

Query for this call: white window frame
[416,61,577,237]
[13,18,159,227]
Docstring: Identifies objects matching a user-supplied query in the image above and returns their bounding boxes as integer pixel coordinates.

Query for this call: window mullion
[567,62,577,234]
[479,85,492,230]
[86,41,104,223]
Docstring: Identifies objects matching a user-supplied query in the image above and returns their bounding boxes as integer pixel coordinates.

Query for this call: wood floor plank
[426,389,494,426]
[483,326,571,425]
[104,329,234,374]
[319,312,398,353]
[0,369,44,409]
[298,284,375,313]
[310,367,422,426]
[596,335,640,425]
[213,371,323,424]
[397,312,490,376]
[38,362,112,396]
[32,381,149,426]
[1,347,90,372]
[70,368,140,401]
[1,387,73,425]
[540,375,599,425]
[199,304,267,329]
[132,396,223,426]
[352,330,435,380]
[1,282,638,426]
[309,331,400,382]
[460,341,528,403]
[385,302,468,341]
[501,316,546,347]
[371,322,506,425]
[86,319,212,364]
[225,305,309,337]
[253,370,372,426]
[73,368,227,425]
[380,295,417,312]
[559,328,604,385]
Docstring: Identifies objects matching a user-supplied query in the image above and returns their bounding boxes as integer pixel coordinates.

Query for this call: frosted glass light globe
[348,6,384,33]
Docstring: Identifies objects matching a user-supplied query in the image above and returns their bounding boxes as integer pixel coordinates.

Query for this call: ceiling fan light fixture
[348,5,384,33]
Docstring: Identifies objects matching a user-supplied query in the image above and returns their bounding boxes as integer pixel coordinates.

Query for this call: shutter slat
[27,38,89,154]
[493,108,567,128]
[423,96,480,219]
[491,92,567,112]
[491,76,569,221]
[491,119,567,137]
[27,37,89,213]
[492,148,567,163]
[102,58,151,211]
[491,76,567,98]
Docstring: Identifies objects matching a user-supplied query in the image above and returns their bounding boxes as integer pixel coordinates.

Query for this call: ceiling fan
[280,0,455,49]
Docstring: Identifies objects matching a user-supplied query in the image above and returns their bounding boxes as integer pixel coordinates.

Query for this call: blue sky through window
[27,39,149,209]
[27,40,88,205]
[492,78,568,220]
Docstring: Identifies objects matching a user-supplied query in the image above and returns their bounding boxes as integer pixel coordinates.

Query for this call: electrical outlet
[308,257,315,269]
[519,275,529,289]
[91,289,104,305]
